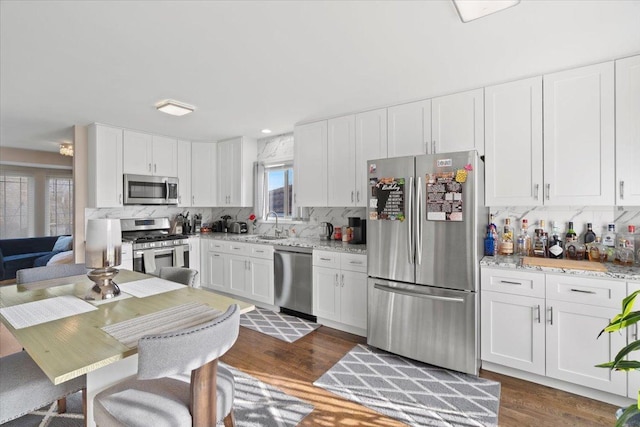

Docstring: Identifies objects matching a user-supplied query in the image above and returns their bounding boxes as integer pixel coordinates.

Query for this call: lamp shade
[85,219,122,269]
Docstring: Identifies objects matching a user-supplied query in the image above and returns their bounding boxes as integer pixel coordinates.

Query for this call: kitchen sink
[256,235,288,240]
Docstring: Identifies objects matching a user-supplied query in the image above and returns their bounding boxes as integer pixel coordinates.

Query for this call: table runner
[117,277,185,298]
[101,302,222,348]
[0,295,98,329]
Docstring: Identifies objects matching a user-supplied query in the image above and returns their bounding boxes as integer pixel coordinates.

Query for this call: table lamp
[85,219,122,299]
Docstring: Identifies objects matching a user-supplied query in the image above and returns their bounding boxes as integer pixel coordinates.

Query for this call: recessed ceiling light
[261,129,272,134]
[452,0,520,23]
[155,99,195,116]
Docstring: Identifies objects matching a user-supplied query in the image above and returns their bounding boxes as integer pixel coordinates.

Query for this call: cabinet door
[152,135,178,177]
[485,77,543,206]
[203,251,226,291]
[88,124,123,208]
[355,109,387,207]
[543,61,615,205]
[616,55,640,206]
[248,257,274,305]
[629,283,640,398]
[123,130,153,175]
[481,290,545,375]
[387,99,431,157]
[327,115,356,207]
[191,142,217,206]
[431,89,484,155]
[217,138,243,206]
[294,121,328,207]
[227,255,249,296]
[313,266,340,319]
[340,270,368,330]
[546,299,626,395]
[188,237,200,287]
[177,140,192,207]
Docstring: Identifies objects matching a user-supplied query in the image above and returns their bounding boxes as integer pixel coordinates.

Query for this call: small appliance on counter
[221,215,233,232]
[229,222,248,234]
[320,222,333,240]
[212,220,224,232]
[347,217,366,244]
[192,214,202,234]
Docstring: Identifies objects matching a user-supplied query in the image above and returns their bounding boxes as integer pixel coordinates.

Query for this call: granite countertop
[481,255,640,282]
[198,232,367,255]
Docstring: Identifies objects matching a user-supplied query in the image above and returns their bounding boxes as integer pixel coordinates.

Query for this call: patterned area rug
[4,364,313,427]
[314,344,501,427]
[240,307,320,343]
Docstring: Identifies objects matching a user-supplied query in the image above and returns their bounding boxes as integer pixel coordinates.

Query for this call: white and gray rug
[314,344,501,427]
[240,307,320,343]
[4,364,313,427]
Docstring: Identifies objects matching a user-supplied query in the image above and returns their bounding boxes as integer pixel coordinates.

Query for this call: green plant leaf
[610,340,640,370]
[603,311,640,334]
[615,404,640,427]
[596,360,640,371]
[622,290,640,318]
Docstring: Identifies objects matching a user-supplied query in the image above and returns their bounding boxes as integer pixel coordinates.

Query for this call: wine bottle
[583,223,596,245]
[565,221,577,244]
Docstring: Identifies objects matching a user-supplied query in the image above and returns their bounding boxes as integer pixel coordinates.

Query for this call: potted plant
[597,289,640,426]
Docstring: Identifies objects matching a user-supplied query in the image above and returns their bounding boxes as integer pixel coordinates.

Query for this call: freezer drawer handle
[320,257,332,261]
[570,288,596,294]
[373,283,464,303]
[499,280,522,285]
[349,260,363,265]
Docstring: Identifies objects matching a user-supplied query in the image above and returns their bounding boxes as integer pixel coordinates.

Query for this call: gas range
[120,218,189,251]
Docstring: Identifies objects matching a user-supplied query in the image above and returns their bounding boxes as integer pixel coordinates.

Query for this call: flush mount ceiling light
[155,99,195,116]
[452,0,520,23]
[59,143,74,157]
[261,129,272,134]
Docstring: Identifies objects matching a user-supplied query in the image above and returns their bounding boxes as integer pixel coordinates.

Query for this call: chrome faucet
[266,211,282,236]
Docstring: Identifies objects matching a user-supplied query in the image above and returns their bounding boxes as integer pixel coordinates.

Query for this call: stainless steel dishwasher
[274,245,315,321]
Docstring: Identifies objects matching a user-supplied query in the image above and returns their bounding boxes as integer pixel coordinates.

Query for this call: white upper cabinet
[485,76,543,206]
[294,121,328,207]
[387,99,431,158]
[88,124,123,208]
[543,61,615,205]
[616,55,640,206]
[177,140,192,207]
[327,115,356,207]
[431,88,484,155]
[122,130,177,177]
[191,142,217,207]
[355,108,388,207]
[217,137,256,207]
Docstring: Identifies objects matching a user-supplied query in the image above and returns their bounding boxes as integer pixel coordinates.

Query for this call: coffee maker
[347,217,366,244]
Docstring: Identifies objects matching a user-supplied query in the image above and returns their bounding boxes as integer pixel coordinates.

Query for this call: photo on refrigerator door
[370,177,405,221]
[426,172,463,221]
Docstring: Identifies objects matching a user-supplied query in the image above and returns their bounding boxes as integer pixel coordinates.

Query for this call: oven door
[133,245,190,276]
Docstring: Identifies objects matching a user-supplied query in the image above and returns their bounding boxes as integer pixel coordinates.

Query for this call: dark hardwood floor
[222,325,618,427]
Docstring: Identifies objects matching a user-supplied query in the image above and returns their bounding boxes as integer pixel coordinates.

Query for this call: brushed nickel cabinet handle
[154,164,157,173]
[351,191,354,203]
[570,288,596,294]
[148,163,152,172]
[341,274,344,287]
[534,184,539,200]
[545,183,550,200]
[320,257,331,261]
[500,280,521,285]
[620,181,625,199]
[548,307,553,325]
[535,305,541,323]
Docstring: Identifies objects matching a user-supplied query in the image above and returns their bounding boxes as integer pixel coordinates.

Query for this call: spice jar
[334,226,342,240]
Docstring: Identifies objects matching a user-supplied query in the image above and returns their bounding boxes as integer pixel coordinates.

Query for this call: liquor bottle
[615,225,636,265]
[484,225,497,256]
[499,218,514,256]
[565,221,577,244]
[565,236,586,260]
[602,224,617,262]
[588,236,603,262]
[548,222,564,259]
[583,223,596,245]
[516,219,531,257]
[532,220,547,258]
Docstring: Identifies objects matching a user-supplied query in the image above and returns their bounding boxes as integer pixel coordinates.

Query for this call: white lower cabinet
[188,236,200,286]
[481,267,629,398]
[313,250,367,334]
[200,239,274,305]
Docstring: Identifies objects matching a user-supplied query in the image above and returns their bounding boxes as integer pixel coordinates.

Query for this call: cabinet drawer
[205,239,225,252]
[313,250,340,268]
[249,244,273,259]
[545,274,625,309]
[481,267,545,298]
[341,253,367,273]
[226,241,250,256]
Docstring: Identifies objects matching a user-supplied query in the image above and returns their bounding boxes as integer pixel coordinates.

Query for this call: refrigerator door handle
[407,176,414,264]
[373,283,465,303]
[417,175,423,265]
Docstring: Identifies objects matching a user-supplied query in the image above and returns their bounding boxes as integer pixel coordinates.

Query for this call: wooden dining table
[0,269,254,426]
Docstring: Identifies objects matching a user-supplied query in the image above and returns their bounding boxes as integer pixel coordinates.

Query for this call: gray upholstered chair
[159,266,198,287]
[94,304,240,427]
[17,263,88,285]
[0,351,86,424]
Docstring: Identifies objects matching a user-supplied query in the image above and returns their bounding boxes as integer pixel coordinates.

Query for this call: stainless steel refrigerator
[366,150,486,375]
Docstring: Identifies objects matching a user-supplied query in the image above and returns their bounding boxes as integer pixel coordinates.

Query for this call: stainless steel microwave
[123,174,179,205]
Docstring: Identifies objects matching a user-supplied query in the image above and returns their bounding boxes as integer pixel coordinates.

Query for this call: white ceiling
[1,0,639,153]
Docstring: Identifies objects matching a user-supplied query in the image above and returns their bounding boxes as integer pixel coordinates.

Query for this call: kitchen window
[264,163,294,220]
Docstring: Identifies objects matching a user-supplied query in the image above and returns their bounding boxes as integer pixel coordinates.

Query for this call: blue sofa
[0,236,72,281]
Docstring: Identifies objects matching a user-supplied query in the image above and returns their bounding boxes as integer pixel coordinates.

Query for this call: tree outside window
[265,164,293,219]
[0,174,34,238]
[47,177,73,236]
